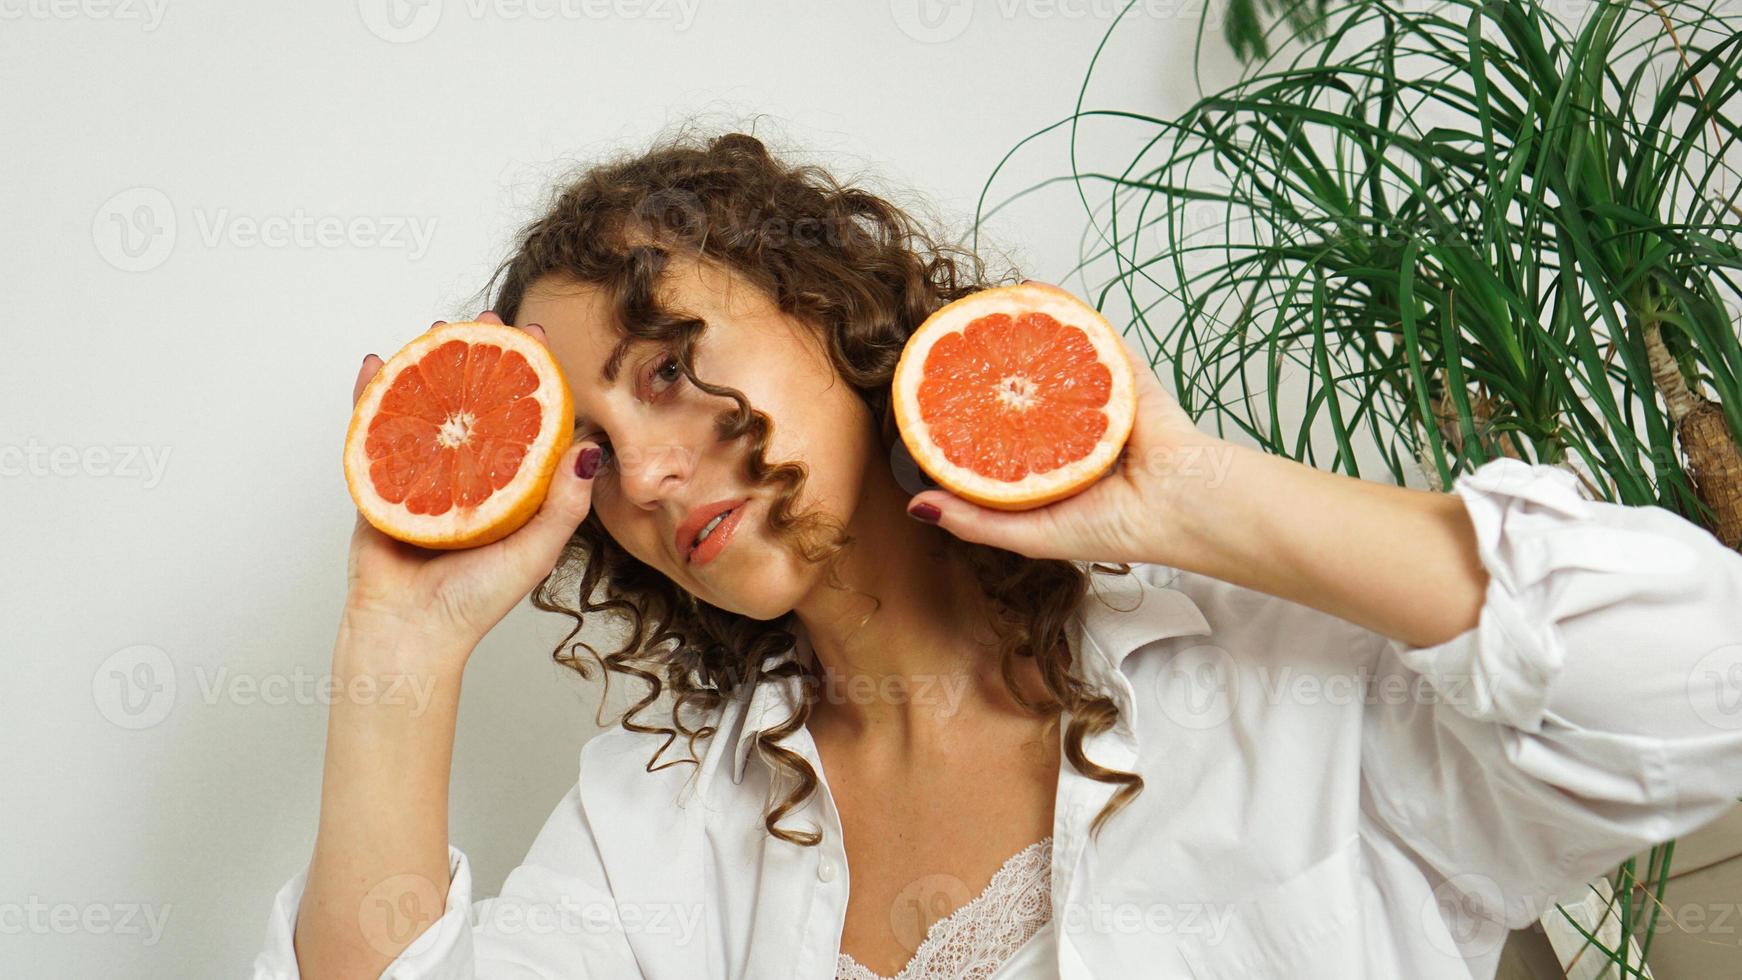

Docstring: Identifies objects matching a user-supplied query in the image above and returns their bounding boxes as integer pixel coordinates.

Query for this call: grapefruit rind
[343,321,575,550]
[892,282,1137,511]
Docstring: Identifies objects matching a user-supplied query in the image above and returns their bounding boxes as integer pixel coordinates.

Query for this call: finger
[508,441,602,576]
[352,354,381,408]
[1125,360,1198,448]
[477,311,506,325]
[351,355,385,535]
[520,322,549,347]
[905,490,1043,558]
[1129,360,1164,413]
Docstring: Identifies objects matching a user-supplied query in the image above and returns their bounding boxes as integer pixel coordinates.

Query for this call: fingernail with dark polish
[576,447,602,480]
[908,503,941,524]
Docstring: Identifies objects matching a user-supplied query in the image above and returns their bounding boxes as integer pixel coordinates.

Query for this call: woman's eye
[573,352,679,471]
[572,423,614,467]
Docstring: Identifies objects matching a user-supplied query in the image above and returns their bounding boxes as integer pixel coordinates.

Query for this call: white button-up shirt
[253,457,1742,979]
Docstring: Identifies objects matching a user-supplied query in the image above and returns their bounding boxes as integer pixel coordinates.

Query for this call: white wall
[0,2,1242,976]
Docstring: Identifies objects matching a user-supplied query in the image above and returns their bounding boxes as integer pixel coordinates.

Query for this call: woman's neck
[790,468,1037,736]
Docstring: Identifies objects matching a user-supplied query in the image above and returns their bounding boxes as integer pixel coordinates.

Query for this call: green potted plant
[982,0,1742,972]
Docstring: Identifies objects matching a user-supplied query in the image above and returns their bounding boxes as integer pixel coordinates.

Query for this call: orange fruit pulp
[343,321,574,549]
[891,282,1137,511]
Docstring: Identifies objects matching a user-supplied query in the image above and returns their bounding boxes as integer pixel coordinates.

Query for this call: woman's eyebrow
[573,336,640,430]
[599,336,637,384]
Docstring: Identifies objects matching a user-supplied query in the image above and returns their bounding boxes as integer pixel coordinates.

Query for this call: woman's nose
[612,437,696,508]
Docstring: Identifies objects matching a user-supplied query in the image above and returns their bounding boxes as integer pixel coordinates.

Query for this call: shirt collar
[728,563,1213,784]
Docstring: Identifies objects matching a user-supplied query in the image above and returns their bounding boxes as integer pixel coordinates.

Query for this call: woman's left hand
[904,339,1229,567]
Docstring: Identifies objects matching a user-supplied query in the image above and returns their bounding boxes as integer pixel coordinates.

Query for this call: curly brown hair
[479,125,1143,846]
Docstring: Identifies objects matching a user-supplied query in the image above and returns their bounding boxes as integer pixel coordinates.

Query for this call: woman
[255,131,1742,980]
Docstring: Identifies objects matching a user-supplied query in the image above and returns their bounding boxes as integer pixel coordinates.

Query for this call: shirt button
[818,856,838,883]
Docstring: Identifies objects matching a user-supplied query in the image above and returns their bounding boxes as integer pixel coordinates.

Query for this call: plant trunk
[1433,377,1525,463]
[1643,322,1742,549]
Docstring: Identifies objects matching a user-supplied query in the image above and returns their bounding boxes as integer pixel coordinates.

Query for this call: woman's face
[516,254,876,619]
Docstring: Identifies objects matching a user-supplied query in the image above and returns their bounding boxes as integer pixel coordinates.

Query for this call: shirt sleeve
[251,782,643,979]
[1353,456,1742,928]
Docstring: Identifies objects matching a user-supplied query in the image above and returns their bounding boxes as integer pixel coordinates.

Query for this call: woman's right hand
[340,312,601,660]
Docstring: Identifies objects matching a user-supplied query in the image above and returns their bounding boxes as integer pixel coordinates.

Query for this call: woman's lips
[676,497,747,561]
[688,500,746,567]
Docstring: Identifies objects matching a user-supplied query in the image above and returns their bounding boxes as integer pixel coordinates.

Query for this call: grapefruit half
[892,282,1137,511]
[343,321,574,549]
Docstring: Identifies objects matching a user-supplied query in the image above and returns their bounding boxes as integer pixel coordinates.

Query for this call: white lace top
[835,837,1053,980]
